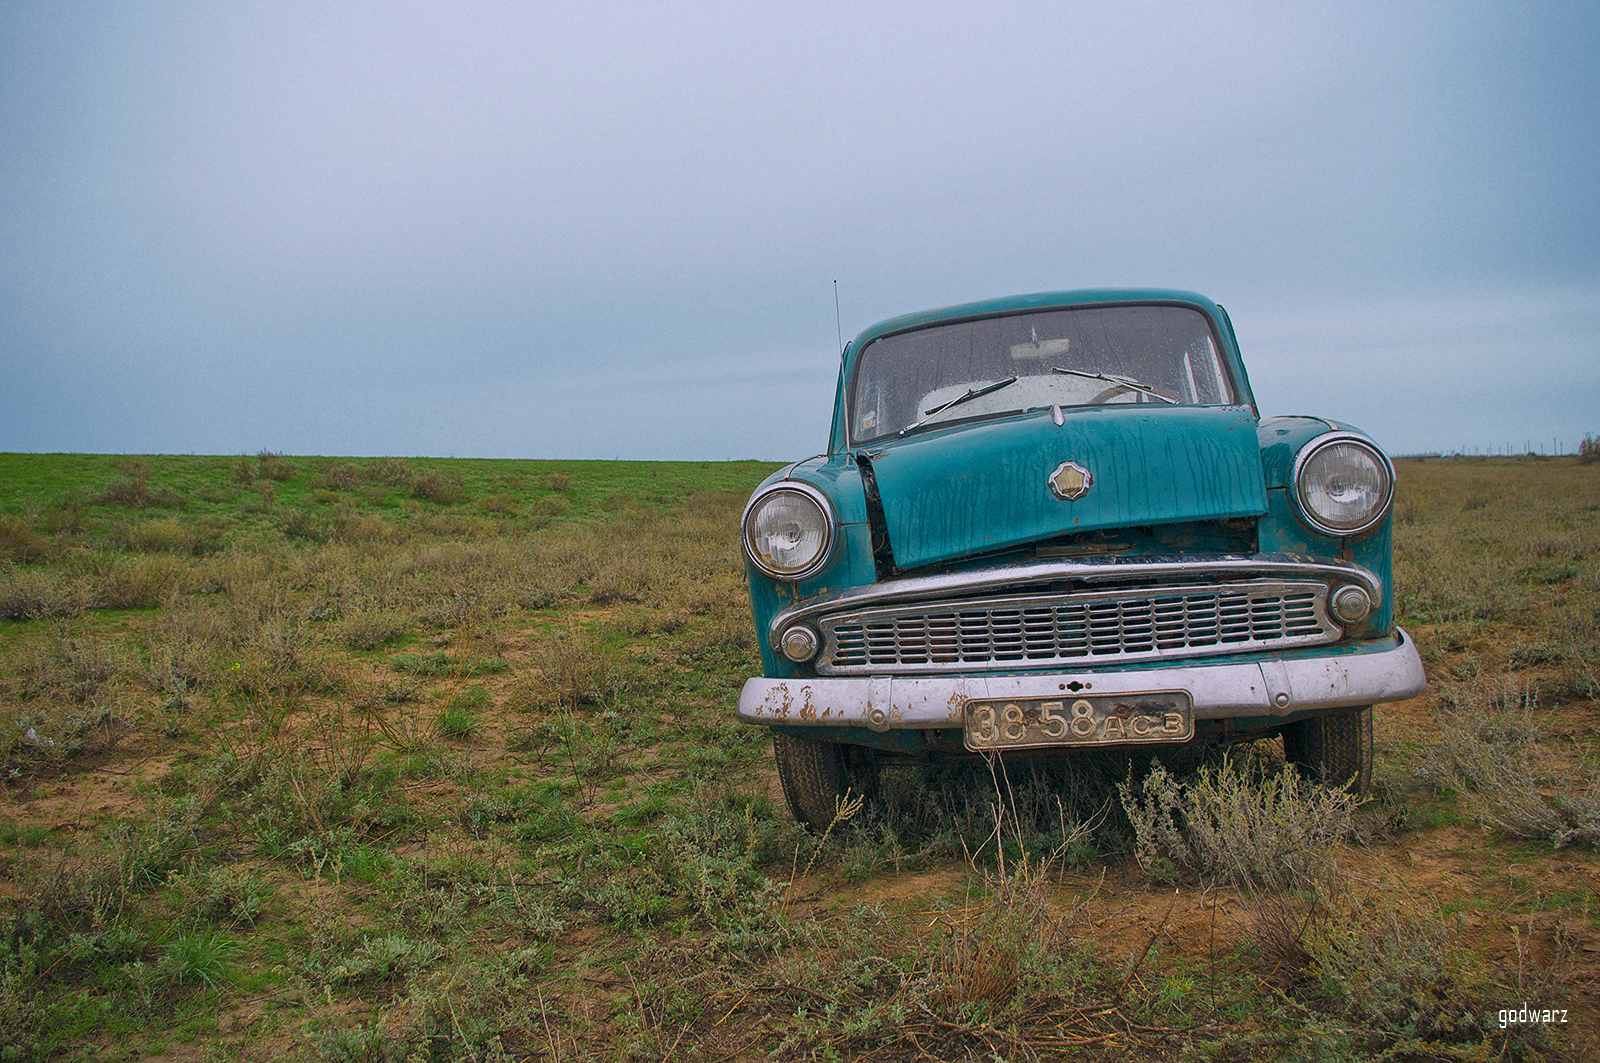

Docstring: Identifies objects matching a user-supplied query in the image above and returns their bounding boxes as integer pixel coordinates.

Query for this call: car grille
[815,579,1337,675]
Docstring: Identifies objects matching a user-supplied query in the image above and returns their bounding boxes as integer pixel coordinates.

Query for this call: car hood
[858,405,1267,571]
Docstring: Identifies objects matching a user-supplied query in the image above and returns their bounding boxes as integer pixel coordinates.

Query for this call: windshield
[848,305,1237,443]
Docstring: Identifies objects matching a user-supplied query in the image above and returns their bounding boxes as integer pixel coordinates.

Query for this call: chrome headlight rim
[1291,432,1395,539]
[741,481,838,582]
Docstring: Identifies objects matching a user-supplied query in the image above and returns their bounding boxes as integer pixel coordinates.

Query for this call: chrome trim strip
[766,553,1383,652]
[738,631,1426,731]
[814,578,1337,675]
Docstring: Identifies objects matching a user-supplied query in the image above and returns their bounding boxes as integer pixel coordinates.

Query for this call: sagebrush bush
[1300,885,1494,1043]
[0,517,51,564]
[363,457,415,488]
[1424,679,1600,847]
[411,469,465,505]
[254,451,297,482]
[333,607,411,650]
[320,462,363,489]
[1119,756,1353,890]
[0,564,90,619]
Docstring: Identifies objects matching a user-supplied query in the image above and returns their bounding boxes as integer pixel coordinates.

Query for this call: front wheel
[772,733,878,831]
[1281,706,1372,795]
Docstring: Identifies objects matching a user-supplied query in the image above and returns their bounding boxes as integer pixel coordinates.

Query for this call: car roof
[847,288,1223,356]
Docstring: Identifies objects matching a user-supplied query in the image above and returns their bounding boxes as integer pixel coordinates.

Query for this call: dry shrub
[531,494,571,518]
[673,569,744,617]
[1424,679,1600,847]
[411,469,465,505]
[321,462,363,489]
[547,474,572,492]
[333,608,412,650]
[15,634,120,703]
[100,473,152,507]
[1235,873,1519,1055]
[519,568,573,610]
[364,458,416,488]
[0,516,51,563]
[926,868,1067,1006]
[1120,756,1353,890]
[586,558,649,605]
[121,518,191,553]
[255,450,297,481]
[475,493,517,514]
[228,620,334,695]
[1296,883,1495,1044]
[529,625,613,710]
[90,554,190,610]
[334,512,403,544]
[526,528,603,586]
[0,565,90,619]
[147,607,230,693]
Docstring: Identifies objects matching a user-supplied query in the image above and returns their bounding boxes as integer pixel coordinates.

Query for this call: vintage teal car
[737,288,1425,829]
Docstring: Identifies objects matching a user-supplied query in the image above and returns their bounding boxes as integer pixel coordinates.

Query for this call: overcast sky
[2,1,1596,460]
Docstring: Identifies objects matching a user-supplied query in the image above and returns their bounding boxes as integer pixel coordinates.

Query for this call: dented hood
[860,405,1267,571]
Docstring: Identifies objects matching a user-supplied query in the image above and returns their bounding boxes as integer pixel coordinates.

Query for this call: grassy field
[1,451,1597,1061]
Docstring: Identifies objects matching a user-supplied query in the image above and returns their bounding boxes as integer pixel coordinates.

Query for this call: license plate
[963,693,1193,751]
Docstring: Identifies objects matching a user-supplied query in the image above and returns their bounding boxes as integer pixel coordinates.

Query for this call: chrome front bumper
[737,630,1425,732]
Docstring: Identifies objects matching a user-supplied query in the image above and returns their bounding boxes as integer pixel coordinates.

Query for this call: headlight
[1292,434,1395,537]
[741,483,836,581]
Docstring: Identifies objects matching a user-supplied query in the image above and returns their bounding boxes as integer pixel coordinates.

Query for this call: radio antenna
[833,280,844,354]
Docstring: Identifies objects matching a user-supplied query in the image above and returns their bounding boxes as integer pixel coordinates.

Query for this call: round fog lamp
[1330,585,1372,624]
[780,625,820,663]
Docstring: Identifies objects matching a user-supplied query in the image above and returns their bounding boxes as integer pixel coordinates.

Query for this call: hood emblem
[1048,461,1093,501]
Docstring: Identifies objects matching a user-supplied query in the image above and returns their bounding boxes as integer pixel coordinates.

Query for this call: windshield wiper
[899,376,1019,437]
[1051,367,1178,404]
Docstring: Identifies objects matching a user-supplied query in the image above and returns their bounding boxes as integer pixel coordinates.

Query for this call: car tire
[773,733,877,831]
[1281,706,1372,795]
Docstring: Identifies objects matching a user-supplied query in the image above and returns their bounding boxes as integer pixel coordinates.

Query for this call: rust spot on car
[756,683,796,719]
[946,690,969,722]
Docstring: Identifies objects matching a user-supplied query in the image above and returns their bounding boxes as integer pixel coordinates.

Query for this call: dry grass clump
[117,517,223,556]
[474,493,517,514]
[318,462,363,489]
[410,469,465,505]
[88,554,192,609]
[332,607,412,650]
[1119,755,1354,890]
[924,864,1071,1007]
[0,565,91,620]
[1239,877,1517,1054]
[0,517,52,563]
[98,461,189,510]
[363,457,417,489]
[145,606,231,695]
[234,450,297,483]
[527,625,614,710]
[1423,679,1600,847]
